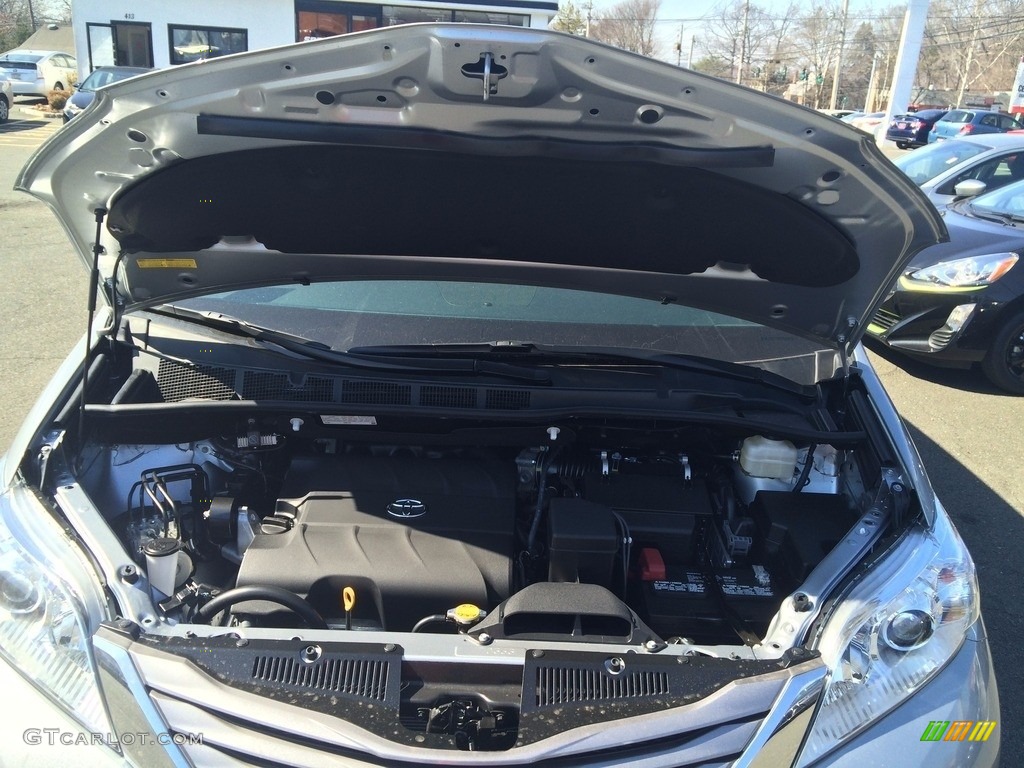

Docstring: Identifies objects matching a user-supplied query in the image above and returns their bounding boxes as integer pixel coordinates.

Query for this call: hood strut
[77,207,108,462]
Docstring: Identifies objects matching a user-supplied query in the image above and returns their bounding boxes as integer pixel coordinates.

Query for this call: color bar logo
[920,721,997,742]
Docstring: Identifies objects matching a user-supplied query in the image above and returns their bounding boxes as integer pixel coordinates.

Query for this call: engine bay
[77,416,873,648]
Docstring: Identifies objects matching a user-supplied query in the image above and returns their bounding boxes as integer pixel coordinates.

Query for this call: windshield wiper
[146,308,551,383]
[967,206,1024,226]
[347,342,816,398]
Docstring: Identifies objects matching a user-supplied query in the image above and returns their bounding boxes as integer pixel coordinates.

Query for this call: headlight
[0,481,112,738]
[905,252,1018,288]
[798,506,978,765]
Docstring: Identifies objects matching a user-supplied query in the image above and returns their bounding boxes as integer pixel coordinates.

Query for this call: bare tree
[590,0,661,58]
[923,0,1024,105]
[789,0,846,108]
[698,1,799,93]
[0,0,34,50]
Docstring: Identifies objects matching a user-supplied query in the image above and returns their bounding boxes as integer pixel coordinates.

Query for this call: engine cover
[236,454,516,630]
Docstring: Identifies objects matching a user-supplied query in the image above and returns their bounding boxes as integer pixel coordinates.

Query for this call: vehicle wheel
[981,309,1024,394]
[896,141,908,150]
[0,96,8,124]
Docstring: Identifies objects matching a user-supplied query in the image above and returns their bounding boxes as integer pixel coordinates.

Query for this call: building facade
[71,0,556,78]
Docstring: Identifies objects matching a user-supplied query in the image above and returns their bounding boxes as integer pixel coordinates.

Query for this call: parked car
[62,66,150,122]
[891,133,1024,205]
[818,108,857,119]
[9,25,997,767]
[845,110,886,133]
[885,109,948,149]
[0,49,76,97]
[0,77,10,123]
[929,108,1022,142]
[868,177,1024,393]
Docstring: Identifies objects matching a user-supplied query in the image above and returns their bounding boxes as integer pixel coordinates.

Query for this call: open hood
[17,24,946,356]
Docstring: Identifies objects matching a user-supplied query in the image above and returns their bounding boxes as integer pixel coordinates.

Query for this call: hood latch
[460,53,508,101]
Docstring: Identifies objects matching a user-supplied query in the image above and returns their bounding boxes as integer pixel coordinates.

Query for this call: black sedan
[868,178,1024,392]
[885,109,948,150]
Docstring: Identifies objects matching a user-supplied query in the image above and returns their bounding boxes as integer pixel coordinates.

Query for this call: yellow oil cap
[449,603,486,625]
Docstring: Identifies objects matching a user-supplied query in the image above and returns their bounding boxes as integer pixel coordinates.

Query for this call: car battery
[637,564,779,641]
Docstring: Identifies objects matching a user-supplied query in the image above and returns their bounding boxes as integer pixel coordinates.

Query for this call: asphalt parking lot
[0,106,1021,752]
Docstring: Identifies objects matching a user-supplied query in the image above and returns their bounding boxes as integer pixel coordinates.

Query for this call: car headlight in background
[904,253,1018,288]
[798,506,979,765]
[0,480,112,740]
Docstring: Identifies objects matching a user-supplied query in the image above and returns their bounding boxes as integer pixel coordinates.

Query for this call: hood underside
[16,23,947,353]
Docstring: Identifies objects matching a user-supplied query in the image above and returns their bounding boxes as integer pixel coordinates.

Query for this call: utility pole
[688,35,696,69]
[829,0,849,110]
[864,51,880,112]
[585,1,593,38]
[676,23,684,67]
[736,0,750,85]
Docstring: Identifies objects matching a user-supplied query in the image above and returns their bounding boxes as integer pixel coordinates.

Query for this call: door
[114,23,153,68]
[87,21,153,70]
[87,23,116,69]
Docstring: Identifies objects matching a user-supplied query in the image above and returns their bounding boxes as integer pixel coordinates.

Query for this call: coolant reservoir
[739,436,798,480]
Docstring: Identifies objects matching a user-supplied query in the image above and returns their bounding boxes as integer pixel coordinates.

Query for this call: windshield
[169,280,832,383]
[0,55,40,67]
[968,178,1024,217]
[80,68,140,90]
[892,139,992,184]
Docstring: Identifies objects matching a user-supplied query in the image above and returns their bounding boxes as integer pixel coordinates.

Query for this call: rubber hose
[194,585,328,629]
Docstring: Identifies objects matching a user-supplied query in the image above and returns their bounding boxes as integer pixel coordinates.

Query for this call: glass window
[298,11,349,40]
[453,10,528,25]
[172,280,827,384]
[352,15,378,32]
[169,25,248,65]
[892,139,990,185]
[943,110,973,124]
[383,6,453,25]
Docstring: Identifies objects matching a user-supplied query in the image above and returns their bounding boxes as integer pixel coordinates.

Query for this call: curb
[16,107,63,120]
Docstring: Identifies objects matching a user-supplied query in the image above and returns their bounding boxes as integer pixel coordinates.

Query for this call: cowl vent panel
[251,654,389,701]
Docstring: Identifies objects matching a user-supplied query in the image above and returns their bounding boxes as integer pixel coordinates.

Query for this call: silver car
[0,49,76,97]
[892,132,1024,206]
[6,25,998,767]
[0,76,11,123]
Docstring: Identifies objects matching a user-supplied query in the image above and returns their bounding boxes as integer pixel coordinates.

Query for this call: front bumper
[0,618,998,767]
[865,285,1002,366]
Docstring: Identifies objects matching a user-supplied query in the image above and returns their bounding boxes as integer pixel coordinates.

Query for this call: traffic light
[800,68,808,80]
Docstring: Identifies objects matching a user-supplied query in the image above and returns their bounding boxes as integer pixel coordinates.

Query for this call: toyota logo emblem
[387,499,427,518]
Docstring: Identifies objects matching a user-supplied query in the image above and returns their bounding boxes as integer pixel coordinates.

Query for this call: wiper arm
[348,342,815,398]
[147,309,551,383]
[968,206,1024,226]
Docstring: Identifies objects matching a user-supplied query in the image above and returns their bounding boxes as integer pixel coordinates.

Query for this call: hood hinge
[835,316,858,380]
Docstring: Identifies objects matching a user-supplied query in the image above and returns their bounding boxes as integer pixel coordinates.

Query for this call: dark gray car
[62,65,150,122]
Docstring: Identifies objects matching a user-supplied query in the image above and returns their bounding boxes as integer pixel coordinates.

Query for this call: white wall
[72,0,554,79]
[73,0,302,78]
